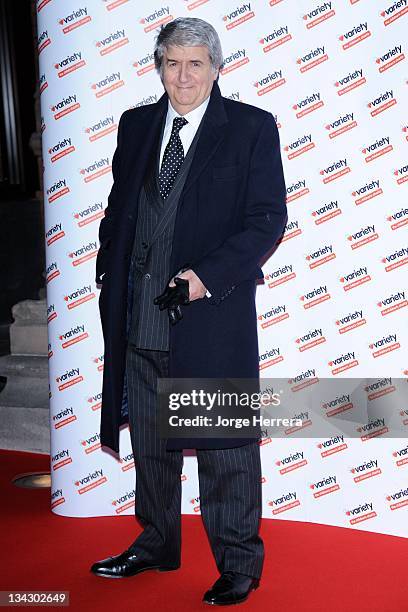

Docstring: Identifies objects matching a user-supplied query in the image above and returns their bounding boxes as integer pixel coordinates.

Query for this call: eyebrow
[166,58,204,63]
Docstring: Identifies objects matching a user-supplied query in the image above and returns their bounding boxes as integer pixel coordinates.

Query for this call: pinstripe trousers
[125,343,265,579]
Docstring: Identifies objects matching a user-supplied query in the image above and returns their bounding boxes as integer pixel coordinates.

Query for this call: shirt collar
[166,95,210,129]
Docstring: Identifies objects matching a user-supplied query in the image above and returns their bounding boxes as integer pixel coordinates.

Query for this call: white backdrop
[36,0,407,537]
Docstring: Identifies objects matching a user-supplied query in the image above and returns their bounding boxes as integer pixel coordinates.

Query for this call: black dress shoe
[90,549,180,578]
[203,571,260,606]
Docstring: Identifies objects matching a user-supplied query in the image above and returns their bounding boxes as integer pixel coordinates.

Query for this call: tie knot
[172,116,188,133]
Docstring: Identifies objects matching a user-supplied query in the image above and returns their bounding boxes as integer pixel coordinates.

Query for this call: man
[91,17,287,606]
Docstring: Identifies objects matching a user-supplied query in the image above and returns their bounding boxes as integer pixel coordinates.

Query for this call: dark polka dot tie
[159,116,188,200]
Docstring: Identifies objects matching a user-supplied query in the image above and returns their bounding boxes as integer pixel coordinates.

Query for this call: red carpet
[1,449,407,611]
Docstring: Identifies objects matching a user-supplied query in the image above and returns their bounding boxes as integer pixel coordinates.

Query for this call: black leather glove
[153,277,190,325]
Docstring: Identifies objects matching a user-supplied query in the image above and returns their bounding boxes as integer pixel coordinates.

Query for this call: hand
[169,269,207,301]
[153,277,190,326]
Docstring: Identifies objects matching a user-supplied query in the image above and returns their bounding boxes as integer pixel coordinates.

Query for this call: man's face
[161,45,218,115]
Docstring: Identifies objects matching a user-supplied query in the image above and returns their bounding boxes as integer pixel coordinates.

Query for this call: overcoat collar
[123,81,228,201]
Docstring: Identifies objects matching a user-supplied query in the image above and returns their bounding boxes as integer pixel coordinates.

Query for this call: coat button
[144,273,151,280]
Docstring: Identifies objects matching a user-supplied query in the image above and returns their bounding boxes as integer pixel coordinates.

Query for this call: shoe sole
[90,565,180,579]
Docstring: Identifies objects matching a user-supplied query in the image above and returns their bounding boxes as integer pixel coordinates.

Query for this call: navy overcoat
[96,81,287,453]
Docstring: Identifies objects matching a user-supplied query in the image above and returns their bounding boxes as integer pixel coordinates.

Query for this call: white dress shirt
[159,95,210,169]
[160,95,212,297]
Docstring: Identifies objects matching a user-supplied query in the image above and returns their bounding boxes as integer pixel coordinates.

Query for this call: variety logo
[286,178,310,203]
[37,29,51,53]
[56,367,84,391]
[52,406,77,428]
[59,7,91,34]
[303,2,335,29]
[284,411,312,435]
[183,0,210,10]
[80,157,111,182]
[259,24,291,53]
[254,70,286,96]
[322,393,353,417]
[220,49,249,75]
[133,94,158,108]
[347,224,378,249]
[335,67,366,96]
[368,89,396,117]
[51,488,65,510]
[364,378,395,401]
[295,328,326,351]
[133,52,155,76]
[225,91,241,102]
[81,432,101,454]
[275,451,307,474]
[65,285,95,310]
[381,246,408,272]
[51,94,80,120]
[392,443,408,467]
[310,475,339,498]
[346,502,376,524]
[258,304,288,328]
[91,72,124,98]
[68,241,98,267]
[39,73,48,94]
[55,51,85,78]
[46,261,60,284]
[326,111,357,139]
[93,355,104,372]
[320,158,350,183]
[278,219,302,243]
[223,2,255,29]
[112,489,135,513]
[47,303,57,323]
[377,290,407,316]
[264,264,296,288]
[328,351,359,375]
[47,178,70,203]
[357,418,389,441]
[386,486,408,511]
[311,200,341,224]
[381,1,408,27]
[352,178,382,206]
[74,202,104,227]
[306,244,335,269]
[74,468,107,494]
[339,22,371,51]
[362,136,393,163]
[293,92,324,119]
[297,44,328,72]
[48,137,75,163]
[288,369,318,390]
[369,333,400,358]
[268,491,300,514]
[376,44,404,73]
[259,347,283,369]
[300,284,330,309]
[340,266,371,291]
[190,495,200,513]
[85,116,116,141]
[336,309,366,334]
[119,452,135,472]
[284,133,314,159]
[139,6,172,32]
[51,449,72,470]
[96,29,128,55]
[392,166,408,187]
[350,459,381,482]
[88,392,102,412]
[317,435,348,457]
[59,324,89,349]
[46,222,65,246]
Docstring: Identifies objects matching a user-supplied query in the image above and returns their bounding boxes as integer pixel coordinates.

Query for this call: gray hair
[154,17,223,77]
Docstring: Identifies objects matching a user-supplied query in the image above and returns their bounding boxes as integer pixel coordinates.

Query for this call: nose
[178,62,189,83]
